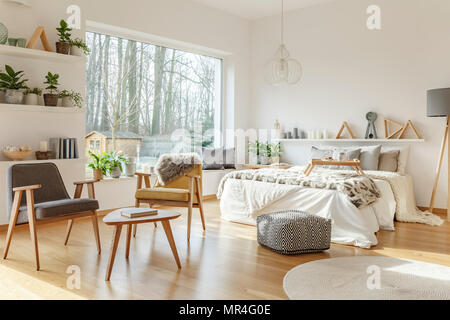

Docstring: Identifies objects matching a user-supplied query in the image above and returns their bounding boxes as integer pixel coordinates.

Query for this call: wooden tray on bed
[304,158,364,176]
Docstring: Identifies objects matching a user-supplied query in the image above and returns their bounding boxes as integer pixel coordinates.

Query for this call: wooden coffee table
[103,209,182,281]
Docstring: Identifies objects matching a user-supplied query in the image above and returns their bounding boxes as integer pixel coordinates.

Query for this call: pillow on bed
[378,150,399,172]
[311,146,333,159]
[332,148,361,170]
[381,146,410,173]
[359,145,382,171]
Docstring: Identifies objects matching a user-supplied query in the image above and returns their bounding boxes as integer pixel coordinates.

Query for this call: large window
[85,31,222,166]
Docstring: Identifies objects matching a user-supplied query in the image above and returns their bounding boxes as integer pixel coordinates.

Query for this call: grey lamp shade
[427,88,450,117]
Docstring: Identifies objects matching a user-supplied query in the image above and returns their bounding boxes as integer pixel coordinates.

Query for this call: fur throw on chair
[154,153,202,185]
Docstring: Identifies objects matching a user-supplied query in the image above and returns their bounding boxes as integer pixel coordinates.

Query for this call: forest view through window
[85,31,222,169]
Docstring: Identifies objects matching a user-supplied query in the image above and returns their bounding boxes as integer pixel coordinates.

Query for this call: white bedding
[220,177,395,249]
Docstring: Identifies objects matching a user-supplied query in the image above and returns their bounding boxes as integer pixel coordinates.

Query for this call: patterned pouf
[257,210,332,255]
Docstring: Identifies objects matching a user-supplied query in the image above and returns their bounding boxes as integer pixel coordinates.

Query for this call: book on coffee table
[120,208,158,218]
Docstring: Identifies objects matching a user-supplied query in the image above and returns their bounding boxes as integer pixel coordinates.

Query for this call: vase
[110,166,122,178]
[8,38,17,46]
[70,46,84,56]
[5,89,24,104]
[0,23,7,44]
[125,160,136,177]
[17,38,26,48]
[25,93,39,105]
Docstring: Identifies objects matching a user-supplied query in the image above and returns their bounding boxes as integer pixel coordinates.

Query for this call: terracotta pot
[43,93,58,106]
[93,169,104,180]
[56,42,70,54]
[271,156,280,164]
[260,156,271,165]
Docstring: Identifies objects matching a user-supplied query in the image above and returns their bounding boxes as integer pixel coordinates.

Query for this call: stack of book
[49,138,79,159]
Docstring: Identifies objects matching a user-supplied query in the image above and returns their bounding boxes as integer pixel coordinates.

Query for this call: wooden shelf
[273,139,425,143]
[0,103,85,113]
[0,45,86,63]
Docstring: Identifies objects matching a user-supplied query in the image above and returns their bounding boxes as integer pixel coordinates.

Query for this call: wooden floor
[0,199,449,300]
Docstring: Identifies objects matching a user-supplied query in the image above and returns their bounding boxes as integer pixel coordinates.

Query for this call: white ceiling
[192,0,337,20]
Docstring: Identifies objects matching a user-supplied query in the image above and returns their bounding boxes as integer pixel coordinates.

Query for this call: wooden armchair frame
[134,172,205,242]
[3,179,101,271]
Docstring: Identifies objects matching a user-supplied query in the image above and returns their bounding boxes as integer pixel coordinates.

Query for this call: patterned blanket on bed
[217,169,381,208]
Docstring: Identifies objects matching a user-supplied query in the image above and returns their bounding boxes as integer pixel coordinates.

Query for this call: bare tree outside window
[85,32,222,167]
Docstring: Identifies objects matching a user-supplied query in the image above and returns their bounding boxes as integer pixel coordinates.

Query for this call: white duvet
[219,166,442,249]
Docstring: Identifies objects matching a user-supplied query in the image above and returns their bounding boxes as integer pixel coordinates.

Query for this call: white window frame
[85,20,228,148]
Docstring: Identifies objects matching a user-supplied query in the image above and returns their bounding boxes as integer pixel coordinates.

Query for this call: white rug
[283,256,450,300]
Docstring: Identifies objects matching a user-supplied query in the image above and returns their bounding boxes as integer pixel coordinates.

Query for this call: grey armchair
[3,163,101,270]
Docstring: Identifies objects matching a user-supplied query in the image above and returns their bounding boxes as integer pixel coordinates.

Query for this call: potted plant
[43,72,59,106]
[88,151,108,180]
[271,142,281,164]
[59,90,83,108]
[69,38,90,56]
[0,65,28,104]
[24,87,42,105]
[259,142,272,165]
[104,152,128,178]
[248,140,261,165]
[55,19,72,54]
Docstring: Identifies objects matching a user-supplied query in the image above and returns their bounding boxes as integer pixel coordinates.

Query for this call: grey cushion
[378,150,399,172]
[359,145,382,170]
[16,198,99,225]
[257,210,331,255]
[202,147,224,170]
[224,148,236,169]
[311,146,333,159]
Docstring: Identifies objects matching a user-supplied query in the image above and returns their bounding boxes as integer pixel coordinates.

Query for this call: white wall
[250,0,450,208]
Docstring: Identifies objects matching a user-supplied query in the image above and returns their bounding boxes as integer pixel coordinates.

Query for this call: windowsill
[88,176,137,183]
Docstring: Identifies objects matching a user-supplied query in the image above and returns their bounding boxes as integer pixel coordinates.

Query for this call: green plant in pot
[88,151,108,180]
[259,142,272,165]
[69,38,90,56]
[248,140,261,164]
[43,72,59,106]
[24,87,42,106]
[59,89,83,108]
[0,65,28,104]
[270,142,281,164]
[104,152,128,178]
[55,19,72,54]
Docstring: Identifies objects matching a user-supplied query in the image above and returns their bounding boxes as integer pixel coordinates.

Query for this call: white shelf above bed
[273,139,425,143]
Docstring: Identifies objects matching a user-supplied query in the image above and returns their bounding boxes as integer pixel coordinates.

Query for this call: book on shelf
[120,208,158,218]
[49,137,79,159]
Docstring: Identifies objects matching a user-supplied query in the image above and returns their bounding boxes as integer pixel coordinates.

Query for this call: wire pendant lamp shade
[265,0,302,86]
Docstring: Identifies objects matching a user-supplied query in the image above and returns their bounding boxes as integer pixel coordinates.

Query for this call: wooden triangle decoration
[26,26,53,52]
[398,120,421,139]
[384,118,404,139]
[336,121,355,139]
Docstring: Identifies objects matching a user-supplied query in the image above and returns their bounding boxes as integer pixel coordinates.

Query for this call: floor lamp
[427,88,450,220]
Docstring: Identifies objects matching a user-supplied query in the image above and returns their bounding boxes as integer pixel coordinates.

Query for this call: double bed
[217,146,443,249]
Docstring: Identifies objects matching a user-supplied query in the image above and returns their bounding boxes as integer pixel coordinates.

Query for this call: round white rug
[283,256,450,300]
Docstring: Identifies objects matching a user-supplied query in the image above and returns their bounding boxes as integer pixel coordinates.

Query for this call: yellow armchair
[134,164,205,242]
